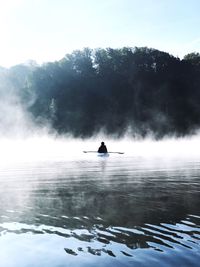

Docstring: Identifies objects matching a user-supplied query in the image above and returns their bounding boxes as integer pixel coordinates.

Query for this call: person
[98,142,108,153]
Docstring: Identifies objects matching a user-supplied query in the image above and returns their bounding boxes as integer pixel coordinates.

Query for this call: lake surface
[0,150,200,267]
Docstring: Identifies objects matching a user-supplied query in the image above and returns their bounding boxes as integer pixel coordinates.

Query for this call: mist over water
[1,133,200,163]
[1,46,200,266]
[0,95,200,267]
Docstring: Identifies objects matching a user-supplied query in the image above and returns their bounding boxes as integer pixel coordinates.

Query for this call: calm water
[0,152,200,267]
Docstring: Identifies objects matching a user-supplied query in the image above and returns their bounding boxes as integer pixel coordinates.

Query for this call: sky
[0,0,200,67]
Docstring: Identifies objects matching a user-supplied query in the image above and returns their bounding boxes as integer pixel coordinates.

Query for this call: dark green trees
[4,47,200,138]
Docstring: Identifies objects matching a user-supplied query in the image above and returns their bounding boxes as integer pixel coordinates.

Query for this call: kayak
[83,151,124,155]
[97,153,109,157]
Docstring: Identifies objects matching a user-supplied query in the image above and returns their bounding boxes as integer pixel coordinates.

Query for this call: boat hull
[97,153,109,157]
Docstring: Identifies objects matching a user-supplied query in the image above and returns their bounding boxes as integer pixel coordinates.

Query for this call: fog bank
[1,134,200,164]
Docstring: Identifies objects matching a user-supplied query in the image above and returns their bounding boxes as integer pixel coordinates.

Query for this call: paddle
[83,151,124,154]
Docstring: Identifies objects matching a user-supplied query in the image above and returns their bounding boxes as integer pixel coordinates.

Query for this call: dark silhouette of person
[98,142,108,153]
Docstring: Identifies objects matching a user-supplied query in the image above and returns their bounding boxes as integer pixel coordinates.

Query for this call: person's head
[101,142,105,145]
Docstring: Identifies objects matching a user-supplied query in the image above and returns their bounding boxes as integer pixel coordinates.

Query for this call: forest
[1,47,200,138]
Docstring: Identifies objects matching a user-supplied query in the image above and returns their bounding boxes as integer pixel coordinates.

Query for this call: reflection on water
[0,155,200,267]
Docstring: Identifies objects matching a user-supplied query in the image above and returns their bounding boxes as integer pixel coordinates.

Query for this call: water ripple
[0,214,199,263]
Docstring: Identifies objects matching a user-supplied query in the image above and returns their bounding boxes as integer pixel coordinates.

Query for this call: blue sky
[0,0,200,67]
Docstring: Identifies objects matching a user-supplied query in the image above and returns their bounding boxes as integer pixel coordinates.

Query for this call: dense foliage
[2,47,200,138]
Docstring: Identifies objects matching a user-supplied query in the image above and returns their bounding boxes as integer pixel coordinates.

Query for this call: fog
[1,133,200,165]
[0,100,200,267]
[0,100,199,164]
[0,67,200,163]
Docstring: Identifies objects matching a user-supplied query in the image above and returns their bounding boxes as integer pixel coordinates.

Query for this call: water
[0,141,200,267]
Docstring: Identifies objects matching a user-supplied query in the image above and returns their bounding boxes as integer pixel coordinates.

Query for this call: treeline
[2,47,200,138]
